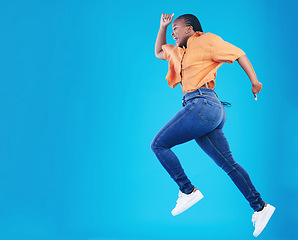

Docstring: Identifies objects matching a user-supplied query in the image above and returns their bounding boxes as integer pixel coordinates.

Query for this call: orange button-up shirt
[161,31,246,92]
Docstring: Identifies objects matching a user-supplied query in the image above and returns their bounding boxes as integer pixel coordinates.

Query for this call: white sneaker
[252,203,276,237]
[171,188,204,216]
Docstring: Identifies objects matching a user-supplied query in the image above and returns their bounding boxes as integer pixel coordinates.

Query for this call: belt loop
[198,88,202,95]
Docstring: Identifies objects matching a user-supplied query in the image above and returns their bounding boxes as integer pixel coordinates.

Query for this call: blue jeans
[150,88,265,211]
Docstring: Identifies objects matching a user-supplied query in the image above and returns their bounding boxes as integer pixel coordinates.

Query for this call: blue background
[0,0,297,239]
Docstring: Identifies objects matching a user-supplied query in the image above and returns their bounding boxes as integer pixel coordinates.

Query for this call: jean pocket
[199,99,222,124]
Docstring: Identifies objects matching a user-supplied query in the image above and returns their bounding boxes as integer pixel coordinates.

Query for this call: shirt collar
[181,31,205,49]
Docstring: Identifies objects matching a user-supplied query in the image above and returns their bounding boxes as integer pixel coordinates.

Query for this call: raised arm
[237,55,263,100]
[155,13,174,59]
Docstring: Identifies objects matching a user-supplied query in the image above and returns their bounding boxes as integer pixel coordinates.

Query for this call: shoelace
[252,213,258,226]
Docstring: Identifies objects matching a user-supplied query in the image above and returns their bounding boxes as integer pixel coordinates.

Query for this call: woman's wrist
[159,25,167,31]
[251,79,259,85]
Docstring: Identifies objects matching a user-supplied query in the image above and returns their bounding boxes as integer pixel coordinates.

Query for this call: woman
[150,13,275,237]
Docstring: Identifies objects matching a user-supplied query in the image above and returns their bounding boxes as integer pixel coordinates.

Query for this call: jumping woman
[151,13,275,237]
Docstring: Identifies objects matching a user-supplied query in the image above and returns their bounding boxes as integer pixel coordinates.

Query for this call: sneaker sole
[171,191,204,216]
[253,205,276,237]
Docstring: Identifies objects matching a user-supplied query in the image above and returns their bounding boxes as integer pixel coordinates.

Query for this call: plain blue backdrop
[0,0,297,239]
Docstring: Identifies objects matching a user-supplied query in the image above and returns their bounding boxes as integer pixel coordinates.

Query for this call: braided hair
[175,14,203,32]
[176,14,232,108]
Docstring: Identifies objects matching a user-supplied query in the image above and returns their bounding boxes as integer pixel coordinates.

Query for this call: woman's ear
[186,25,194,33]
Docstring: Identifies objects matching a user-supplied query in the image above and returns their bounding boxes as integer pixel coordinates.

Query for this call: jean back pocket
[199,99,222,124]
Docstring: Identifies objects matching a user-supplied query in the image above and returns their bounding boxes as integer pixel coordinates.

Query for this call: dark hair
[175,14,203,32]
[177,14,232,108]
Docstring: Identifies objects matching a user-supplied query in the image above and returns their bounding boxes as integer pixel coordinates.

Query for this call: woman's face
[171,19,193,47]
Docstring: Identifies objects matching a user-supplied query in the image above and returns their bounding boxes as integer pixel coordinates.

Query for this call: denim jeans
[150,88,265,211]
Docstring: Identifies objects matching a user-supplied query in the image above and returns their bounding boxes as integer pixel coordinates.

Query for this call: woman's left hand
[252,81,262,101]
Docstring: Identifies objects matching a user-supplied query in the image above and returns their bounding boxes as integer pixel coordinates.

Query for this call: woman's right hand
[252,81,263,101]
[160,13,174,28]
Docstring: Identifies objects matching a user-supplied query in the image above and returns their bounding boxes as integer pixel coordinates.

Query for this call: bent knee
[150,135,159,152]
[150,138,156,151]
[150,135,167,152]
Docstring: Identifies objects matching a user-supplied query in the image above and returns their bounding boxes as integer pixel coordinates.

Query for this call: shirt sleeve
[161,44,176,61]
[212,34,246,64]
